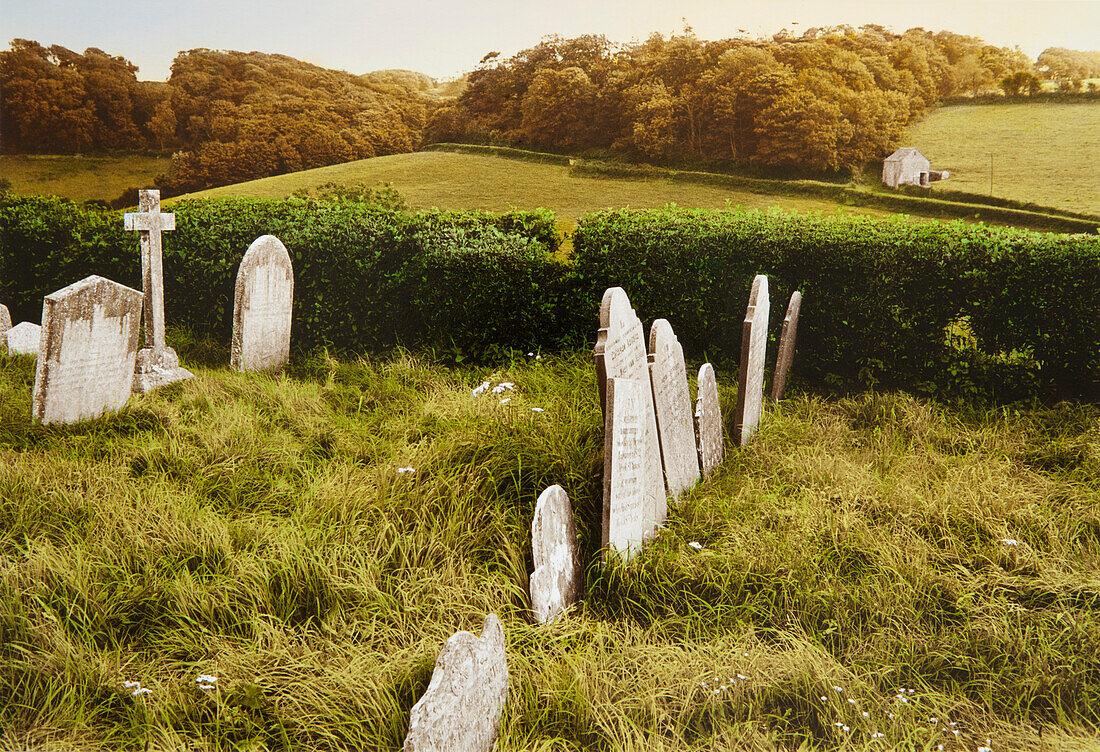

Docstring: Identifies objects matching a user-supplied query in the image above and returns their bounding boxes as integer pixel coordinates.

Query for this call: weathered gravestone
[231,235,294,372]
[5,322,42,357]
[124,189,194,393]
[403,614,508,752]
[647,319,700,498]
[733,274,770,446]
[530,484,583,625]
[0,304,10,353]
[31,275,143,425]
[602,377,649,559]
[593,287,665,536]
[694,363,724,476]
[771,290,802,401]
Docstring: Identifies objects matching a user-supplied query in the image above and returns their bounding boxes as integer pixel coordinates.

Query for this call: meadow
[0,154,169,204]
[904,101,1100,216]
[1,341,1098,751]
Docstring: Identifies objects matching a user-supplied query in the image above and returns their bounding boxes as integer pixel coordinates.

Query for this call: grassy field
[0,154,169,204]
[2,341,1098,751]
[905,102,1100,216]
[174,151,894,226]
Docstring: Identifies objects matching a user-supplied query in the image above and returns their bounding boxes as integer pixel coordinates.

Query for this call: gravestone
[771,291,802,401]
[0,304,10,353]
[5,322,42,357]
[231,235,294,372]
[694,363,724,476]
[124,189,194,393]
[31,275,143,425]
[530,484,583,625]
[593,287,665,535]
[733,274,770,446]
[403,614,508,752]
[647,319,700,498]
[602,377,649,559]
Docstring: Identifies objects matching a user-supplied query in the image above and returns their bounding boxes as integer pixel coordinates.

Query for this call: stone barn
[882,147,949,188]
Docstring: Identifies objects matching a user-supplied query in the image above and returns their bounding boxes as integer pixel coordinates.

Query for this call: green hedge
[0,194,575,359]
[572,208,1100,400]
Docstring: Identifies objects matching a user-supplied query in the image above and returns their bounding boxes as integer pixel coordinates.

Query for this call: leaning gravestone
[733,275,770,446]
[0,304,10,353]
[530,484,583,625]
[771,290,802,401]
[694,363,724,476]
[602,377,649,559]
[5,322,43,357]
[231,235,294,372]
[647,319,700,498]
[593,287,666,536]
[124,189,194,393]
[403,614,508,752]
[31,275,143,425]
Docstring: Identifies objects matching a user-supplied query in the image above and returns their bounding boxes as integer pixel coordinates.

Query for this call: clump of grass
[1,349,1097,750]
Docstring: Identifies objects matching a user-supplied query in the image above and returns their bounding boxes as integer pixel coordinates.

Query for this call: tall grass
[1,347,1097,750]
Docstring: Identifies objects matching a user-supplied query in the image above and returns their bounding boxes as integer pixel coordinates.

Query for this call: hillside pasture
[904,101,1100,215]
[0,153,169,204]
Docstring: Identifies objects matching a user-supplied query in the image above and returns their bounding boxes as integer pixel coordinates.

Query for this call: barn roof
[885,147,927,162]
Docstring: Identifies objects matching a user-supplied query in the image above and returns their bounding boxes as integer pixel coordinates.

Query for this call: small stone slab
[771,291,802,401]
[647,319,700,498]
[694,363,724,476]
[602,377,651,560]
[530,484,583,625]
[0,304,10,344]
[593,287,666,535]
[403,614,508,752]
[5,322,42,357]
[231,234,294,372]
[734,274,770,446]
[31,275,143,425]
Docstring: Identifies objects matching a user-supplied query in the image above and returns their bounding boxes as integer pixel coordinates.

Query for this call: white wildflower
[843,725,850,732]
[736,674,748,681]
[492,385,505,394]
[499,398,511,404]
[820,696,828,702]
[688,541,703,551]
[499,382,514,389]
[872,732,885,739]
[132,687,152,696]
[1001,538,1019,546]
[834,685,844,693]
[471,381,490,396]
[848,698,857,705]
[397,466,416,474]
[862,711,870,718]
[930,717,938,724]
[123,680,141,689]
[531,407,544,412]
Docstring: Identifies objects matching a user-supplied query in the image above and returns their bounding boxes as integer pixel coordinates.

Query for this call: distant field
[0,153,169,203]
[176,151,894,224]
[905,102,1100,215]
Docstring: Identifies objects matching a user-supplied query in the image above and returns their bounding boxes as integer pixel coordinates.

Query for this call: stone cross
[647,319,700,498]
[771,290,802,401]
[733,274,770,446]
[529,485,583,625]
[124,189,193,392]
[403,614,508,751]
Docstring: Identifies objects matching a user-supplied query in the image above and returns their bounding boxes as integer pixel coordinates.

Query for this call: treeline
[1036,47,1100,90]
[427,27,1032,171]
[0,40,436,195]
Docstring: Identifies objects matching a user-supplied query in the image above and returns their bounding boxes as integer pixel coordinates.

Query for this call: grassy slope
[905,102,1100,215]
[2,344,1098,751]
[0,154,169,204]
[173,151,894,225]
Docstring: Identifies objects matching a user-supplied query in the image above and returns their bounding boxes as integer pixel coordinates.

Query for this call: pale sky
[3,0,1098,81]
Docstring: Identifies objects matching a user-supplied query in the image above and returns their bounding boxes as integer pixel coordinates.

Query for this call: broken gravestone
[124,189,194,393]
[231,235,294,372]
[4,322,42,357]
[403,614,508,752]
[771,290,802,401]
[31,275,143,424]
[593,287,665,537]
[530,484,583,625]
[602,377,649,559]
[694,363,724,476]
[733,274,770,446]
[647,319,700,498]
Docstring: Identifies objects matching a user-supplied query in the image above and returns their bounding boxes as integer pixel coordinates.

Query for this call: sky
[3,0,1099,81]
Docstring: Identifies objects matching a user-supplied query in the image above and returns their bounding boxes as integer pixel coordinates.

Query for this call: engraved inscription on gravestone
[603,377,648,559]
[734,274,770,446]
[530,484,583,625]
[593,287,666,534]
[694,363,725,476]
[5,322,42,357]
[647,319,700,498]
[231,235,294,372]
[124,189,194,393]
[31,275,143,425]
[771,290,802,401]
[403,614,509,752]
